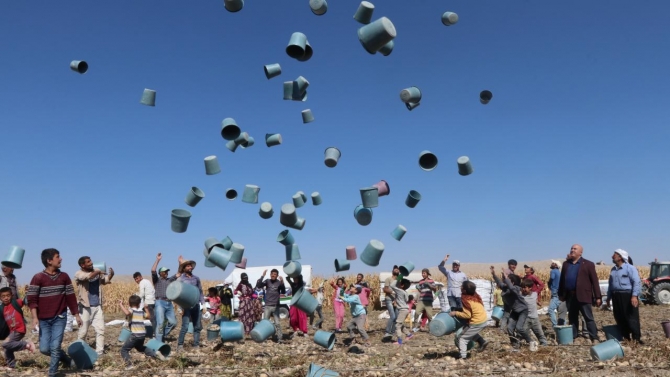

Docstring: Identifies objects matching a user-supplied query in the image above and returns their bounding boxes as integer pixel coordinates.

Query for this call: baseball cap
[452,260,460,265]
[422,268,431,276]
[158,267,170,273]
[392,265,399,270]
[523,264,530,268]
[508,259,518,266]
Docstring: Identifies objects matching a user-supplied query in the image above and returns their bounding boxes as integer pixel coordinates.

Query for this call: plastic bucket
[429,312,458,337]
[307,362,340,377]
[118,328,131,343]
[283,260,302,278]
[662,321,670,338]
[602,325,623,341]
[554,325,573,345]
[290,288,319,314]
[454,327,475,351]
[2,246,25,269]
[67,340,98,370]
[146,339,171,358]
[313,330,335,350]
[590,339,624,361]
[398,262,414,276]
[166,281,200,310]
[220,321,244,342]
[207,328,219,341]
[251,319,275,343]
[491,306,504,321]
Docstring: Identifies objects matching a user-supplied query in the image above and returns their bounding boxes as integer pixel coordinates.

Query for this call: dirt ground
[5,304,670,377]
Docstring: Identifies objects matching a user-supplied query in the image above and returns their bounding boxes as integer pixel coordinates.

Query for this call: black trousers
[567,293,598,340]
[611,291,641,341]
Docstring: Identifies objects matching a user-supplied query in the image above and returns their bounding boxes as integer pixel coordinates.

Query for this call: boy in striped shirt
[119,295,167,370]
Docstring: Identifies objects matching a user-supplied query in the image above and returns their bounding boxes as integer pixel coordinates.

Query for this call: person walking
[438,254,468,311]
[256,269,286,343]
[558,244,602,343]
[382,265,400,340]
[606,249,643,344]
[75,256,114,356]
[133,271,156,333]
[547,260,567,327]
[151,253,178,342]
[27,248,82,377]
[176,256,205,351]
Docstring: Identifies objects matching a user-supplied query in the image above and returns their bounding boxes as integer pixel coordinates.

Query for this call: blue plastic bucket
[290,288,318,314]
[166,281,200,310]
[307,362,340,377]
[118,328,131,343]
[491,306,504,321]
[2,246,25,269]
[251,319,275,343]
[283,260,302,278]
[187,321,194,334]
[590,339,624,361]
[398,262,414,276]
[67,340,98,370]
[454,327,475,351]
[313,330,335,350]
[554,325,573,345]
[207,325,219,341]
[602,325,623,341]
[220,321,244,342]
[429,312,458,337]
[146,339,171,358]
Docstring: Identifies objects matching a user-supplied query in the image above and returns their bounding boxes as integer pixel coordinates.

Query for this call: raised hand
[156,253,162,261]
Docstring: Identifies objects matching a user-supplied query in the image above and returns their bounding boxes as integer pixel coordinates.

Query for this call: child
[310,283,324,330]
[206,287,221,322]
[493,285,504,327]
[342,286,370,346]
[520,279,547,347]
[412,269,437,332]
[491,266,532,351]
[407,295,415,328]
[119,295,167,370]
[1,287,35,370]
[219,284,233,320]
[450,281,489,359]
[388,277,413,345]
[436,282,450,313]
[330,278,346,332]
[355,284,371,331]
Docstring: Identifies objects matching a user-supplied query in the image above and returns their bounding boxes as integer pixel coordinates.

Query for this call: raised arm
[151,253,162,273]
[438,254,450,278]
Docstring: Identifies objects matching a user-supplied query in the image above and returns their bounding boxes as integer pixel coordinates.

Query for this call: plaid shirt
[152,272,177,300]
[179,273,205,305]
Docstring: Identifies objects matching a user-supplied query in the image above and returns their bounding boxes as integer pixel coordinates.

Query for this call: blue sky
[2,1,669,283]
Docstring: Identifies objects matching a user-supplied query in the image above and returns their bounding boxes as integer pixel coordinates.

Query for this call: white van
[220,265,313,318]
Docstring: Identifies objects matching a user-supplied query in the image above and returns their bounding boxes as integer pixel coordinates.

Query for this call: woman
[219,284,234,320]
[234,273,255,335]
[286,274,309,336]
[330,277,346,332]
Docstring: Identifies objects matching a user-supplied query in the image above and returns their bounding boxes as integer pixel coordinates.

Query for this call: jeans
[3,331,27,368]
[264,305,284,339]
[548,296,567,327]
[39,311,72,377]
[154,300,177,342]
[448,296,463,311]
[507,310,532,347]
[500,309,511,332]
[178,306,202,346]
[77,305,105,354]
[310,304,324,329]
[524,317,547,345]
[146,304,156,333]
[384,298,397,335]
[121,334,155,366]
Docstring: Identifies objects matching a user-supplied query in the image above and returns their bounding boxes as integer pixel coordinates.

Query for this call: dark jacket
[558,257,601,304]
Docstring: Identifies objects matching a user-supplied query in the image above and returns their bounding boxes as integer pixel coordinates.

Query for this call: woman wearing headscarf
[219,283,234,320]
[286,274,309,336]
[234,273,255,335]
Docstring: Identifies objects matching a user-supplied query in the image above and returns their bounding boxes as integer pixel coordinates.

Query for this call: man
[505,259,519,276]
[382,265,400,340]
[607,249,643,344]
[27,248,83,377]
[0,265,19,300]
[176,255,205,351]
[74,256,114,356]
[256,269,286,343]
[151,253,178,342]
[523,265,545,305]
[558,244,602,343]
[547,260,567,327]
[355,273,369,288]
[499,258,519,331]
[134,271,156,333]
[438,254,468,311]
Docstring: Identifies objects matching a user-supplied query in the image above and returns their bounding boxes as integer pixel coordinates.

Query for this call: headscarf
[461,292,483,313]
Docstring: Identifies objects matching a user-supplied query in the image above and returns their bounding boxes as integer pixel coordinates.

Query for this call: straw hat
[179,260,196,273]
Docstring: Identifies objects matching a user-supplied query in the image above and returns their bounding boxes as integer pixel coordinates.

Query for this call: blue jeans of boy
[178,306,202,346]
[154,300,177,342]
[39,311,72,377]
[384,298,397,335]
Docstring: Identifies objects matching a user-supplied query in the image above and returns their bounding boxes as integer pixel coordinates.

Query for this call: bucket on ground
[590,339,624,361]
[220,321,244,342]
[251,319,275,343]
[146,339,171,358]
[313,330,336,350]
[308,362,340,377]
[554,325,573,345]
[67,340,98,370]
[602,324,623,341]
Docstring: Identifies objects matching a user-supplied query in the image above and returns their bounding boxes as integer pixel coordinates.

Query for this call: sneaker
[382,333,393,339]
[478,340,489,352]
[510,347,520,353]
[25,341,36,353]
[529,341,538,352]
[393,341,403,346]
[412,328,420,333]
[406,333,414,340]
[176,345,184,353]
[125,365,135,370]
[156,352,168,361]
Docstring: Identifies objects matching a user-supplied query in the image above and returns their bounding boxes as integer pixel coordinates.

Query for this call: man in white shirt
[133,271,156,335]
[438,254,468,311]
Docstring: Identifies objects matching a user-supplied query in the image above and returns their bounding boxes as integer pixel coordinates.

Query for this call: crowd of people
[0,243,644,374]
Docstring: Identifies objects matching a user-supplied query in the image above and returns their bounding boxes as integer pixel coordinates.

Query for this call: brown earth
[7,304,670,376]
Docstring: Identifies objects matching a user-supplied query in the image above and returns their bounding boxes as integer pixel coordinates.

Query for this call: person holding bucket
[438,254,468,311]
[606,249,643,344]
[450,281,489,358]
[151,253,178,342]
[286,275,309,337]
[176,256,205,351]
[118,295,167,369]
[74,256,115,356]
[256,269,286,342]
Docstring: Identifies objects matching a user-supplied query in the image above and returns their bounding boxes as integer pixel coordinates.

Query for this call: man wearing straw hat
[176,255,205,352]
[74,256,115,356]
[606,249,643,344]
[151,253,178,342]
[438,254,468,311]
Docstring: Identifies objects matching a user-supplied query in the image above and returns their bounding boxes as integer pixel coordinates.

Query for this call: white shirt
[138,278,156,305]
